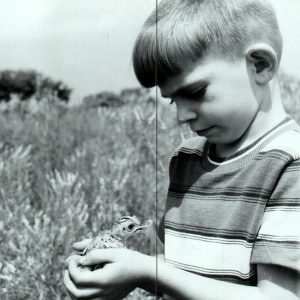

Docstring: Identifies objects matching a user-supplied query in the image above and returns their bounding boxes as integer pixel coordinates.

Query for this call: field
[0,73,299,300]
[0,90,190,299]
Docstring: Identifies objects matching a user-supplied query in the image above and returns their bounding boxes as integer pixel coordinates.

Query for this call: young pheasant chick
[81,216,147,256]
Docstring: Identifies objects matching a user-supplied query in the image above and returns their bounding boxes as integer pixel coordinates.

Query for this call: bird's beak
[135,224,148,232]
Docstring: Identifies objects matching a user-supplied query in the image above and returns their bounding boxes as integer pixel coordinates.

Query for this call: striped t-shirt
[161,117,300,286]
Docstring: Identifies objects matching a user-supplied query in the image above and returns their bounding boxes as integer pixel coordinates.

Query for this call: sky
[0,0,299,104]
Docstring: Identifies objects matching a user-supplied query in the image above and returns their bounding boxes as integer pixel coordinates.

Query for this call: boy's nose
[176,103,197,124]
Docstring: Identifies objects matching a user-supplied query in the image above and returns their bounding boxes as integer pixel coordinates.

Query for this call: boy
[64,0,300,299]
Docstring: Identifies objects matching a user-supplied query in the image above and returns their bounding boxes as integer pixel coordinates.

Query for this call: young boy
[64,0,300,299]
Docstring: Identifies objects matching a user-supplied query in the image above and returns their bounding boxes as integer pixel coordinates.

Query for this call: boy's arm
[257,264,300,300]
[150,257,300,300]
[65,248,300,300]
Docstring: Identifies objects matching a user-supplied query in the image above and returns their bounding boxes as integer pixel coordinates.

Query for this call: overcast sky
[0,0,299,103]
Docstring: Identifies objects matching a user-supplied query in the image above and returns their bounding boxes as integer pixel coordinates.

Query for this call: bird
[81,215,147,256]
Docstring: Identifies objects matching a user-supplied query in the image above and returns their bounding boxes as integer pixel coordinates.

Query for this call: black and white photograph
[0,1,300,299]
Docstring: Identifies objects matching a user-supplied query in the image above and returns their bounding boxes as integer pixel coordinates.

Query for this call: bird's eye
[128,224,134,230]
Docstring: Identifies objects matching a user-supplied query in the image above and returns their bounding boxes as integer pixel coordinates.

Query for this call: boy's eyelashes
[169,86,207,104]
[186,86,207,99]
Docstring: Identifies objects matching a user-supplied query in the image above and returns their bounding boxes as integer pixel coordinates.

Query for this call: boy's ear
[245,43,278,85]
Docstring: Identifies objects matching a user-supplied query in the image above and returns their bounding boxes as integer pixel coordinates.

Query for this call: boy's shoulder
[262,124,300,160]
[173,136,206,156]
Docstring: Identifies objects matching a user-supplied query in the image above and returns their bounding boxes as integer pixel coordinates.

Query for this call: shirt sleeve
[251,160,300,272]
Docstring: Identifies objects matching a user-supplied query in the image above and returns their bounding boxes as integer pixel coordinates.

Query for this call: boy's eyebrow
[161,80,207,99]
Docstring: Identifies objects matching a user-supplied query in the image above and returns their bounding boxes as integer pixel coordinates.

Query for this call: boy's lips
[194,127,214,136]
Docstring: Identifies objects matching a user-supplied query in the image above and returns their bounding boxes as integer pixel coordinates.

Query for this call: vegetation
[0,70,72,103]
[0,72,299,299]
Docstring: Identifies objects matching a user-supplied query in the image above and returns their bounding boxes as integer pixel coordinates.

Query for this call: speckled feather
[82,231,125,255]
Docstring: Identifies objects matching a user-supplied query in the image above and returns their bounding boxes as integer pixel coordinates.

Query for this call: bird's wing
[81,232,125,255]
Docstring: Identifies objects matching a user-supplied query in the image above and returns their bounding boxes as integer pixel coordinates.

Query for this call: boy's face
[159,55,260,145]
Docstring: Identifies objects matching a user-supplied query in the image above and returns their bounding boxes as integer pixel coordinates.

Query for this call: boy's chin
[206,134,240,146]
[201,130,224,144]
[195,127,243,146]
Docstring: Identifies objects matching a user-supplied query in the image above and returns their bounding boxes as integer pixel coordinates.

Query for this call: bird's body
[82,231,125,255]
[81,216,146,256]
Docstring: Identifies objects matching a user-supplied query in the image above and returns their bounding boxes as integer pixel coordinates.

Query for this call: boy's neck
[215,79,287,159]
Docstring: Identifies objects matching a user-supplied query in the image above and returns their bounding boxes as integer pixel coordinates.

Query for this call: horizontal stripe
[169,183,271,197]
[257,234,300,243]
[169,184,271,198]
[284,160,300,171]
[165,258,256,281]
[271,187,300,202]
[166,193,267,205]
[173,136,206,154]
[252,242,300,272]
[267,198,300,207]
[166,229,253,247]
[174,148,203,157]
[257,210,300,238]
[180,268,257,286]
[266,207,300,212]
[255,239,300,250]
[262,129,300,160]
[266,197,300,211]
[168,189,269,203]
[254,150,294,162]
[165,197,265,234]
[165,221,257,242]
[165,229,253,275]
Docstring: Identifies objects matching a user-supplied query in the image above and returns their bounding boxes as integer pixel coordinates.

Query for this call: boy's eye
[168,85,207,104]
[186,86,207,100]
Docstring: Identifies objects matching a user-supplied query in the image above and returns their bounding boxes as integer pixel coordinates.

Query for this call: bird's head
[111,216,146,240]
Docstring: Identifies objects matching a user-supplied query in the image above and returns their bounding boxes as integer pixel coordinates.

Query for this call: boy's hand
[72,238,93,253]
[64,249,153,300]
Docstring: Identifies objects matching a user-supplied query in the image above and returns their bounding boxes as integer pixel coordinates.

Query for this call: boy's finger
[72,238,93,251]
[68,258,102,287]
[64,270,103,298]
[79,249,116,266]
[64,255,81,269]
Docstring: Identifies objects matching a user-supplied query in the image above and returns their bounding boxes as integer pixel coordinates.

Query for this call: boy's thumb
[79,249,114,266]
[72,238,93,251]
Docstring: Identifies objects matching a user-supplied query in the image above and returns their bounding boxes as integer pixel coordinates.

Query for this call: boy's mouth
[195,127,213,136]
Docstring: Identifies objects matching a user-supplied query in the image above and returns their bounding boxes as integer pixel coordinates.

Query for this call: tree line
[0,70,72,102]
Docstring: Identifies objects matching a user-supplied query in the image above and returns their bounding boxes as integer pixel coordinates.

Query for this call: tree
[82,88,153,109]
[36,76,72,102]
[279,72,300,123]
[83,91,125,108]
[0,70,72,103]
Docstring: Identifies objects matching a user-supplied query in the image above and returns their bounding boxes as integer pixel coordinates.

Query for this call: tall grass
[0,96,181,300]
